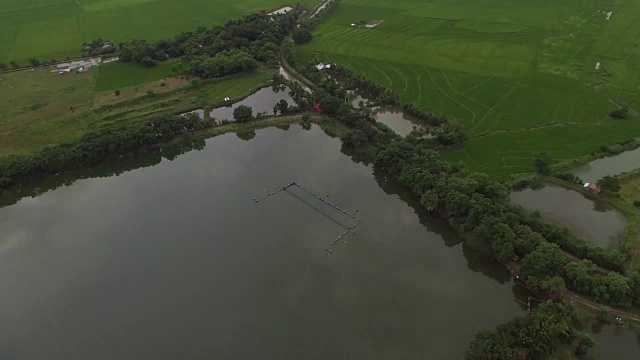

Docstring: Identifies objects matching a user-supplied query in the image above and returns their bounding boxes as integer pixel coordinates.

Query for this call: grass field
[0,67,96,156]
[0,64,275,156]
[0,0,313,64]
[299,0,640,178]
[95,59,182,91]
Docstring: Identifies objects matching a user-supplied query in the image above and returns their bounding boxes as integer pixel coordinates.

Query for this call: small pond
[373,106,422,137]
[180,109,205,120]
[209,86,294,121]
[511,185,627,248]
[569,147,640,181]
[590,324,640,359]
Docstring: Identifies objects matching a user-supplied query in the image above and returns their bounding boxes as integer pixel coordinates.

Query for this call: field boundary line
[441,70,490,109]
[461,77,493,95]
[469,80,521,133]
[367,60,393,87]
[424,68,477,122]
[387,63,409,95]
[470,120,604,139]
[411,67,423,103]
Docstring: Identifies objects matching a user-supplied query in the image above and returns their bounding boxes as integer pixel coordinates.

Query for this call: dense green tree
[597,175,621,193]
[565,260,596,293]
[630,271,640,306]
[609,107,629,119]
[466,330,513,360]
[542,276,566,298]
[233,105,253,122]
[341,129,367,148]
[119,46,133,62]
[466,301,586,360]
[430,122,466,148]
[601,272,632,307]
[189,50,257,78]
[0,63,6,70]
[273,99,289,115]
[292,28,312,44]
[141,56,157,67]
[534,152,551,174]
[521,243,567,283]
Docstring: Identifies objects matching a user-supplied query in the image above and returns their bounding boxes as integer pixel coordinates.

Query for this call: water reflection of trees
[0,139,206,208]
[370,164,517,285]
[236,130,256,141]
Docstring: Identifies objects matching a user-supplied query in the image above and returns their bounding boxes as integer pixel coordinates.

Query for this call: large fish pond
[0,125,638,359]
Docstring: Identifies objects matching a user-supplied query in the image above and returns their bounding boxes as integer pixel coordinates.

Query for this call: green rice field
[0,0,312,64]
[299,0,640,178]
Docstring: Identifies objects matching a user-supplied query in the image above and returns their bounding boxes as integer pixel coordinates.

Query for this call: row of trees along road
[0,114,211,189]
[92,10,300,77]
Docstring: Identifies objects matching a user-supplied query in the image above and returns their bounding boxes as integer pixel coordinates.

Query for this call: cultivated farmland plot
[299,0,640,178]
[0,0,312,64]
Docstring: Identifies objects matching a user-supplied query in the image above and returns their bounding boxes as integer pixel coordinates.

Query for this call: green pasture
[95,59,181,91]
[94,68,276,123]
[0,63,274,156]
[299,0,640,178]
[0,0,313,64]
[0,67,97,157]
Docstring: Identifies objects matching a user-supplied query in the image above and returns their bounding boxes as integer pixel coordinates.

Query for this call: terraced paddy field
[0,0,312,64]
[299,0,640,178]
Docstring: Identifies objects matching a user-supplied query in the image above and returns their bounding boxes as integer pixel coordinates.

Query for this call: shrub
[114,90,121,96]
[141,56,157,67]
[610,107,629,119]
[534,152,551,174]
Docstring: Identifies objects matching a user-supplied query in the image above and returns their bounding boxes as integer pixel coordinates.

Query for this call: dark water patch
[511,185,627,248]
[209,86,294,121]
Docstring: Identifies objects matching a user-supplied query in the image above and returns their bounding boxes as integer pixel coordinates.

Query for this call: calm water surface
[590,324,640,358]
[209,86,294,121]
[0,126,637,359]
[0,126,527,359]
[374,106,422,137]
[511,186,627,248]
[569,148,640,180]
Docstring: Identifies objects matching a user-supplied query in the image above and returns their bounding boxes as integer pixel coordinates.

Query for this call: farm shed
[583,182,602,194]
